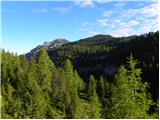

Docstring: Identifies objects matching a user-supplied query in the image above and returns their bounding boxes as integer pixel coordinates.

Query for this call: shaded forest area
[48,31,159,101]
[1,31,159,119]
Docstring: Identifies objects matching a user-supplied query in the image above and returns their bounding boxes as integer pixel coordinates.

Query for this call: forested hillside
[1,31,159,119]
[48,31,159,101]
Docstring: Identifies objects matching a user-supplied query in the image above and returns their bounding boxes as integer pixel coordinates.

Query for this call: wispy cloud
[113,19,121,23]
[102,10,113,17]
[96,0,112,4]
[97,2,159,37]
[33,8,48,14]
[97,18,108,27]
[120,2,158,19]
[52,7,70,14]
[33,7,71,14]
[126,20,140,27]
[110,27,135,37]
[78,22,100,37]
[73,0,94,7]
[77,22,92,31]
[114,2,126,8]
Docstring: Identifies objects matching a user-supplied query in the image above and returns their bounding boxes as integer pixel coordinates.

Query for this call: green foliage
[98,76,105,99]
[110,55,154,119]
[63,59,73,118]
[151,99,159,118]
[89,94,101,118]
[48,31,159,101]
[88,75,96,96]
[1,30,159,120]
[63,59,83,118]
[37,48,55,92]
[88,75,101,118]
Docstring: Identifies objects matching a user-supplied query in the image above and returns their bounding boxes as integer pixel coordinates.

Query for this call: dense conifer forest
[1,31,159,119]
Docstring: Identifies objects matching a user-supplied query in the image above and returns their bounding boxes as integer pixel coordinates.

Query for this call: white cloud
[114,2,126,8]
[73,0,94,7]
[120,2,158,19]
[110,27,135,37]
[96,0,112,4]
[77,22,91,31]
[53,7,70,14]
[78,2,158,37]
[142,3,158,17]
[78,22,92,31]
[102,10,112,17]
[113,19,121,23]
[107,19,139,37]
[107,2,158,37]
[126,20,140,27]
[82,22,92,27]
[97,18,108,27]
[73,0,81,5]
[138,3,144,6]
[78,22,100,37]
[33,8,48,13]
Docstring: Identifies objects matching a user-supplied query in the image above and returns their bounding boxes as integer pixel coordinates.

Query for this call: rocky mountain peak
[26,38,70,60]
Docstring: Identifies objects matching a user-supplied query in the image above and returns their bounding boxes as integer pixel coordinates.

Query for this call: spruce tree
[71,70,83,118]
[1,51,23,118]
[111,55,154,119]
[22,59,48,118]
[37,48,55,92]
[63,59,73,118]
[63,59,83,118]
[88,75,101,118]
[98,76,105,99]
[88,75,96,97]
[36,49,57,118]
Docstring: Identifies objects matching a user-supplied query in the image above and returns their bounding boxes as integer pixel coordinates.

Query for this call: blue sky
[2,0,159,54]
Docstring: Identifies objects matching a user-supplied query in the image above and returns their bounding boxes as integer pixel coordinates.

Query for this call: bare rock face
[26,38,70,60]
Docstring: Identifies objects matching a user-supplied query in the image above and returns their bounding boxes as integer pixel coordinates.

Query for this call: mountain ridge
[26,38,70,60]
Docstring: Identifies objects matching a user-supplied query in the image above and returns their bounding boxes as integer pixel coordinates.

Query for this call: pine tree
[98,76,105,99]
[63,59,73,118]
[71,70,83,118]
[111,55,153,119]
[37,48,55,92]
[51,69,65,112]
[20,55,29,70]
[36,49,58,118]
[74,70,85,93]
[1,51,23,118]
[1,83,20,118]
[88,75,101,118]
[88,75,96,97]
[99,76,111,118]
[63,59,83,118]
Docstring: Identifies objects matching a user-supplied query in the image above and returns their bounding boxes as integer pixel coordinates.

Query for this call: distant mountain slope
[25,31,159,100]
[26,38,70,60]
[47,31,159,100]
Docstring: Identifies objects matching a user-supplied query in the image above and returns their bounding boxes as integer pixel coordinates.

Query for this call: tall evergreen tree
[22,59,48,118]
[110,55,154,119]
[1,51,23,118]
[63,59,73,118]
[88,75,96,97]
[36,48,58,118]
[88,75,101,118]
[37,48,55,92]
[63,59,83,118]
[70,71,83,118]
[98,76,105,99]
